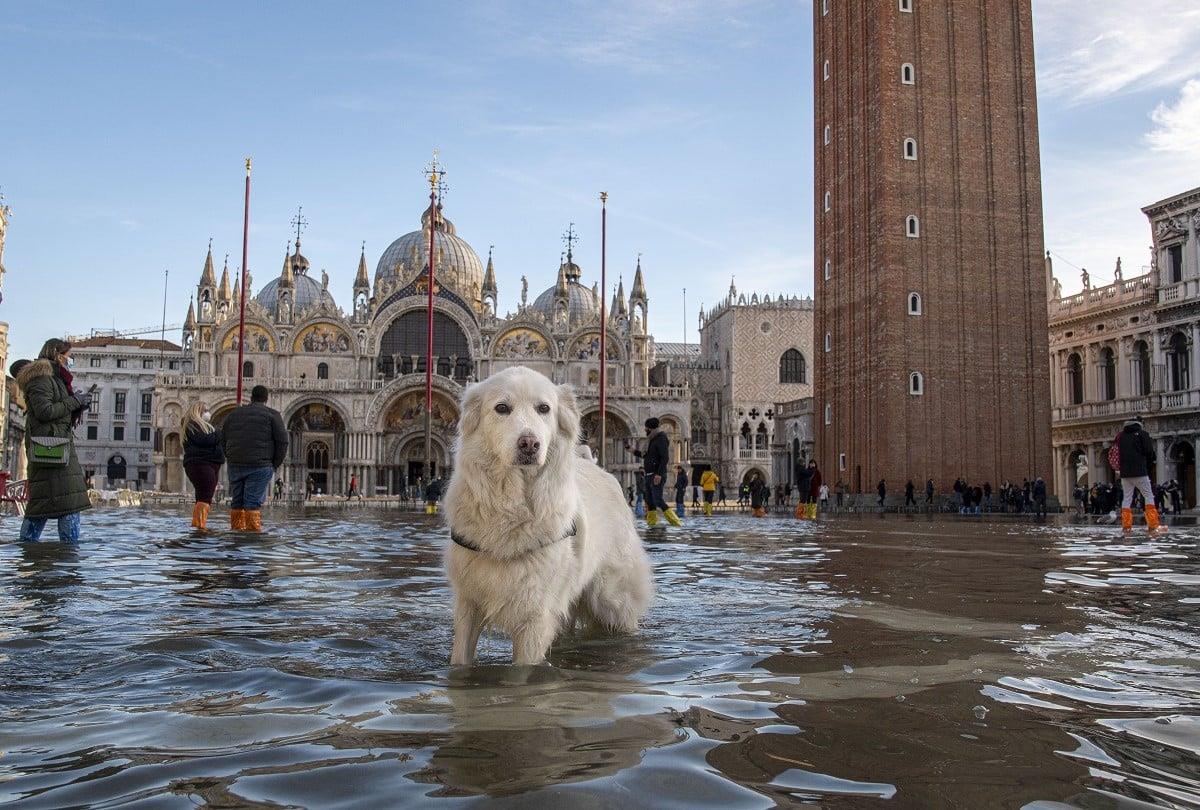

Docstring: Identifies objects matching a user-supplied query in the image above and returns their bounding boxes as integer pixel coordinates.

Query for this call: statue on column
[1081,268,1091,290]
[1114,257,1123,282]
[520,275,528,309]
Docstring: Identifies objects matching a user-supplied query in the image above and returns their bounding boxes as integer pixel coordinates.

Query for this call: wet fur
[443,366,653,666]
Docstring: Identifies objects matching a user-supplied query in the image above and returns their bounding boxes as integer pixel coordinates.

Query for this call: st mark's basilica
[152,195,697,497]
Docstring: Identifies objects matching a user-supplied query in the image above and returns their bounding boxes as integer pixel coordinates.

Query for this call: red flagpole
[424,161,439,481]
[599,192,608,468]
[235,157,251,404]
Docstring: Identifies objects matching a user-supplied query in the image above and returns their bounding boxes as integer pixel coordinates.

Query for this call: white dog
[443,366,653,666]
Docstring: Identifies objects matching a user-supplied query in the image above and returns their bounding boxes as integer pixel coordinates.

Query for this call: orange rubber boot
[1120,508,1133,533]
[230,508,245,531]
[1145,505,1165,535]
[191,502,210,530]
[244,510,262,532]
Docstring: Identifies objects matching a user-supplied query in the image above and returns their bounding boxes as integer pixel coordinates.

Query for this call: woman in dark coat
[17,339,93,542]
[749,473,767,518]
[182,401,224,531]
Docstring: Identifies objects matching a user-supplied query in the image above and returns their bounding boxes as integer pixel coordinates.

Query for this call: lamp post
[599,192,608,468]
[235,158,251,404]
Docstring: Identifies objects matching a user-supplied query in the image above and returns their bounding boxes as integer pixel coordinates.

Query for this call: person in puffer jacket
[1115,415,1163,535]
[220,385,288,533]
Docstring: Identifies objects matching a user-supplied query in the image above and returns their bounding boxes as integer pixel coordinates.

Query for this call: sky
[1,0,1198,363]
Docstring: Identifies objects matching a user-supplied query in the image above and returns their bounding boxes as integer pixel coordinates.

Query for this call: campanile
[813,0,1051,494]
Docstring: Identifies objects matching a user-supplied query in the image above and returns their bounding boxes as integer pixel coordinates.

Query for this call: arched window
[824,191,831,212]
[755,422,769,451]
[1067,352,1083,405]
[908,292,922,315]
[317,362,329,380]
[780,349,807,384]
[378,310,472,382]
[242,360,254,379]
[899,0,913,11]
[906,215,920,237]
[824,332,832,352]
[909,371,924,395]
[1133,339,1151,395]
[1099,347,1116,401]
[824,404,832,425]
[903,138,917,160]
[823,124,831,145]
[822,0,828,15]
[1168,332,1190,391]
[824,258,831,280]
[823,59,830,80]
[901,63,915,84]
[306,441,330,471]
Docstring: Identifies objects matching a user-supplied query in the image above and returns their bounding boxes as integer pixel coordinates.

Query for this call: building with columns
[1048,185,1200,507]
[153,191,689,496]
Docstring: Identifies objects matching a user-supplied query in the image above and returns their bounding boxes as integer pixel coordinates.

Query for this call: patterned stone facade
[813,0,1051,495]
[1049,185,1200,507]
[153,194,689,496]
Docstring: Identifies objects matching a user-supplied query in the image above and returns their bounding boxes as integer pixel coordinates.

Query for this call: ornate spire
[200,239,216,286]
[482,245,497,294]
[630,254,647,302]
[217,256,232,302]
[728,275,737,300]
[184,299,196,329]
[279,245,294,288]
[355,242,370,289]
[611,277,628,318]
[555,262,569,298]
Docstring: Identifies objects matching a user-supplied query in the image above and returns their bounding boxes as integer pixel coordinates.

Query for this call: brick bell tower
[813,0,1051,496]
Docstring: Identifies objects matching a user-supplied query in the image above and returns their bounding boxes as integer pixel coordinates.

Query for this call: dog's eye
[536,403,551,415]
[494,403,511,415]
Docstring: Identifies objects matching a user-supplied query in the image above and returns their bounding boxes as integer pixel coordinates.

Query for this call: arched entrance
[106,454,127,485]
[1168,440,1196,508]
[380,389,458,494]
[288,403,347,497]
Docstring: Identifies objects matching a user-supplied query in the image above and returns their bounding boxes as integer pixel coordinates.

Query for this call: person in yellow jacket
[699,468,719,516]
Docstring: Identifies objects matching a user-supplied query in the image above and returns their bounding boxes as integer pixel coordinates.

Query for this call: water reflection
[0,510,1196,807]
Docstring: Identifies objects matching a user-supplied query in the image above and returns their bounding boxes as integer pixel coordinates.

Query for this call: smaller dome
[256,270,334,316]
[532,281,598,322]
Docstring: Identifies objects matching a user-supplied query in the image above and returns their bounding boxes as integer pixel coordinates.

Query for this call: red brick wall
[814,0,1051,494]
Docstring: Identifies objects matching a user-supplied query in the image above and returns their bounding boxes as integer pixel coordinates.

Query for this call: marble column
[1190,322,1200,393]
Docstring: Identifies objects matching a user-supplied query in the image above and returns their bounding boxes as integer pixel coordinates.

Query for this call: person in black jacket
[181,402,224,531]
[631,417,680,526]
[221,385,288,532]
[673,466,688,517]
[1116,415,1163,534]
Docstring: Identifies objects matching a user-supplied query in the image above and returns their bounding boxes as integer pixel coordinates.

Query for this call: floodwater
[1,510,1198,808]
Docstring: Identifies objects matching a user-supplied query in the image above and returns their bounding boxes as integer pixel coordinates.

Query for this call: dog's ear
[556,383,581,443]
[459,382,484,438]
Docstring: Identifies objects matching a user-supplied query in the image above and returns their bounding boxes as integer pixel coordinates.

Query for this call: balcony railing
[1054,389,1200,423]
[156,375,390,393]
[1159,278,1200,306]
[738,448,770,460]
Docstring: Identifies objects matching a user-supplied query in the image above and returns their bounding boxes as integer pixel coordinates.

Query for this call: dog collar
[450,521,577,555]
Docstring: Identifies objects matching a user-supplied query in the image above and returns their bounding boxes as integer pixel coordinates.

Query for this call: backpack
[1107,432,1121,472]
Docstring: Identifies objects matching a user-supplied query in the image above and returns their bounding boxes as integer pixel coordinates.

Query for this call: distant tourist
[925,478,934,506]
[16,339,93,543]
[877,479,886,509]
[983,482,993,511]
[674,465,688,517]
[181,402,224,532]
[1114,415,1164,535]
[718,482,727,505]
[346,473,363,501]
[221,384,288,532]
[699,467,719,517]
[305,475,315,500]
[818,482,829,509]
[424,475,443,515]
[749,472,766,518]
[795,461,812,505]
[904,480,916,507]
[1032,477,1048,520]
[835,479,845,509]
[274,477,284,502]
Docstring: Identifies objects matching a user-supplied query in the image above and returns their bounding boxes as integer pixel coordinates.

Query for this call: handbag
[29,436,71,466]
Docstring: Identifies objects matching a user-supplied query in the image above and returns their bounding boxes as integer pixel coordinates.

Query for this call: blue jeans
[228,465,274,510]
[20,512,81,543]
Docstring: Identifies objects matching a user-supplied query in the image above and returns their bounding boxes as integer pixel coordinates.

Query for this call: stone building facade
[69,337,185,489]
[1049,185,1200,508]
[813,0,1051,495]
[153,194,689,496]
[688,282,814,488]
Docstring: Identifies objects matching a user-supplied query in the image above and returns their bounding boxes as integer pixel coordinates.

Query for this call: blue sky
[1,1,1197,363]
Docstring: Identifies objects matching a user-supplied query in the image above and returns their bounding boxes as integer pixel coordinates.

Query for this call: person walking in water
[877,479,887,509]
[16,340,93,542]
[699,467,719,516]
[1114,415,1164,535]
[749,472,767,518]
[181,402,224,531]
[904,480,916,508]
[221,385,288,532]
[633,417,681,526]
[673,465,689,517]
[346,473,363,501]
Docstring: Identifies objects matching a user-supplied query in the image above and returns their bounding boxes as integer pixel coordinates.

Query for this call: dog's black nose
[518,434,541,454]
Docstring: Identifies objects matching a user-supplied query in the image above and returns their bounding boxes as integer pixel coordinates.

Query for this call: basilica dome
[375,203,484,310]
[531,256,599,322]
[256,251,334,317]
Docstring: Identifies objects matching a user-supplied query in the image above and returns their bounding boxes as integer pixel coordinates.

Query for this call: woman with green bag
[16,339,93,542]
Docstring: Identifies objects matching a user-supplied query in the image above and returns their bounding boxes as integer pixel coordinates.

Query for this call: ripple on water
[0,509,1197,807]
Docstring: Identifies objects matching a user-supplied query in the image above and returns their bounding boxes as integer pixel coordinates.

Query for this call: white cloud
[1034,0,1200,102]
[1147,78,1200,154]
